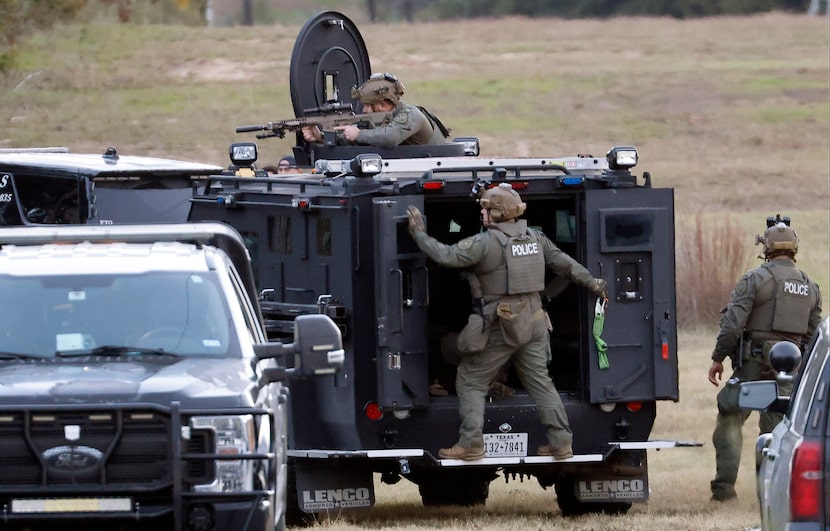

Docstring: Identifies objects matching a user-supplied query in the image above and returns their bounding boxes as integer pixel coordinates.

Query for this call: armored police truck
[188,10,686,523]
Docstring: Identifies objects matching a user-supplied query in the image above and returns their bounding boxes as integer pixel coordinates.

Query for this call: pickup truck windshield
[0,271,237,358]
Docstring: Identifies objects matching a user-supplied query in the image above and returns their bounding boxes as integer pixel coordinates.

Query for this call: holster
[729,333,749,370]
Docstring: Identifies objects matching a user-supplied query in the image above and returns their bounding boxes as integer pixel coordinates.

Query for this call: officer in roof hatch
[302,72,448,148]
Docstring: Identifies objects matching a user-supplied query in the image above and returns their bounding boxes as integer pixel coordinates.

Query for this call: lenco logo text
[578,479,646,500]
[784,281,809,296]
[511,242,539,256]
[302,488,371,509]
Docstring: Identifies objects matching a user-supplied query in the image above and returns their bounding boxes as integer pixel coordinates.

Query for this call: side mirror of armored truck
[254,314,344,379]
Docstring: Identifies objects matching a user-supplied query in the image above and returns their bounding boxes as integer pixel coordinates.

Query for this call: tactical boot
[438,444,485,461]
[538,445,573,459]
[710,481,737,502]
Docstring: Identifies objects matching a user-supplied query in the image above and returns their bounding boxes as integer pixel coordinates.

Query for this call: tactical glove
[407,205,425,235]
[591,278,608,299]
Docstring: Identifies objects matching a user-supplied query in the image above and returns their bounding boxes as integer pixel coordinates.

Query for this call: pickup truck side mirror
[738,380,790,414]
[254,314,344,378]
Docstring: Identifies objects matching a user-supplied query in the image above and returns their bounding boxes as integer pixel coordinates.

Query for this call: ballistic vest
[475,222,545,297]
[746,261,816,337]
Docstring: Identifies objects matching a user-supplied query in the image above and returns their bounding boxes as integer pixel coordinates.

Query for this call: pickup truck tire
[554,477,632,516]
[416,470,495,506]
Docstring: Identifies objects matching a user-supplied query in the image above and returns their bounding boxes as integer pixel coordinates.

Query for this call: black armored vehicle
[0,147,222,226]
[188,11,686,522]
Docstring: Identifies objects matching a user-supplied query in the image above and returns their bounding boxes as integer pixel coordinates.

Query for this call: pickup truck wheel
[417,470,494,506]
[554,478,631,516]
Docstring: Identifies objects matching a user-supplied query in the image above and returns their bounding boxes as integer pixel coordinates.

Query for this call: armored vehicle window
[555,210,576,243]
[0,271,237,357]
[241,231,260,287]
[316,216,332,256]
[6,173,81,224]
[602,212,654,250]
[268,215,292,254]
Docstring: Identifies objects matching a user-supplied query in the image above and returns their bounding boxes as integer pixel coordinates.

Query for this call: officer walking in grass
[407,183,608,461]
[708,217,822,501]
[302,72,448,148]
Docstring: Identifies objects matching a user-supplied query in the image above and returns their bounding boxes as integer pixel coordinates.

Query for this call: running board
[287,439,702,465]
[439,454,603,467]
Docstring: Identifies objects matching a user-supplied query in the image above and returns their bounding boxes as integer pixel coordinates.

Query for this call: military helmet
[762,222,799,258]
[351,72,405,105]
[478,183,526,222]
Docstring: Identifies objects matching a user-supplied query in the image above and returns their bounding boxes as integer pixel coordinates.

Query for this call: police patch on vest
[511,242,539,257]
[783,281,809,296]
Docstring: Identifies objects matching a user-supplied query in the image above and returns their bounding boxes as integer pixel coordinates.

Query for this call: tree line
[368,0,821,21]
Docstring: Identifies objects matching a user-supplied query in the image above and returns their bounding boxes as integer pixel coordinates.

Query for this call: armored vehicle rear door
[374,196,429,410]
[584,188,678,402]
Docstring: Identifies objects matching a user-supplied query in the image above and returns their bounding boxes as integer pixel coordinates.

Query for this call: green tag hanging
[593,297,609,369]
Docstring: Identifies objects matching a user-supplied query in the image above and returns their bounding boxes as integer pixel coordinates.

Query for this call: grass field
[0,9,827,530]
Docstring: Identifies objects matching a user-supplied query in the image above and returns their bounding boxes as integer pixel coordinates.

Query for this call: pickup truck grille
[0,409,174,488]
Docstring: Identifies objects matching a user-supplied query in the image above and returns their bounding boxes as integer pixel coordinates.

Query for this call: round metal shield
[289,11,372,118]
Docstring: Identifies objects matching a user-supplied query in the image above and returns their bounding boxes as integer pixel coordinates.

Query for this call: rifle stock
[236,111,391,139]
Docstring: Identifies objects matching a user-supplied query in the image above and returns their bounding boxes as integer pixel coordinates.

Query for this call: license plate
[483,432,528,457]
[11,497,132,514]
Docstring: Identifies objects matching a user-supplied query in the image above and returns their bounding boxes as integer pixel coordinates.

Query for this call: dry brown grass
[676,213,756,327]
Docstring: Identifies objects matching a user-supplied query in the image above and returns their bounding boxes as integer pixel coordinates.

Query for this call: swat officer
[302,72,448,148]
[708,217,822,502]
[407,183,608,461]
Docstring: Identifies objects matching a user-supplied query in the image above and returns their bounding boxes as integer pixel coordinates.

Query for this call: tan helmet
[761,222,799,258]
[351,72,405,105]
[478,183,526,222]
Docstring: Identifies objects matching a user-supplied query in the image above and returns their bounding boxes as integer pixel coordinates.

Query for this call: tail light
[790,439,823,521]
[626,402,643,412]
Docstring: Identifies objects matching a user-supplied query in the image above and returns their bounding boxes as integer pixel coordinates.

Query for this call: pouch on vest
[496,299,532,347]
[456,313,491,353]
[716,378,741,414]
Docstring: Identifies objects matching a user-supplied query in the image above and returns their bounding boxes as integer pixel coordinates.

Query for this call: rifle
[235,102,391,143]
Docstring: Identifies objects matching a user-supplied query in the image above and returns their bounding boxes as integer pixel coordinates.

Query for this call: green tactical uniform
[411,218,597,452]
[710,257,822,501]
[353,102,445,148]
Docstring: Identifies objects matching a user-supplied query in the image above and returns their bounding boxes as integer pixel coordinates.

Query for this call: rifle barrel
[236,124,265,133]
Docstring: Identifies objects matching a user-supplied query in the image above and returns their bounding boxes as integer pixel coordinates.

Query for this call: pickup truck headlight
[190,415,255,493]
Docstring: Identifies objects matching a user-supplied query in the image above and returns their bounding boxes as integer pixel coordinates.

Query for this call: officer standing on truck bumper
[708,218,822,502]
[407,183,608,461]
